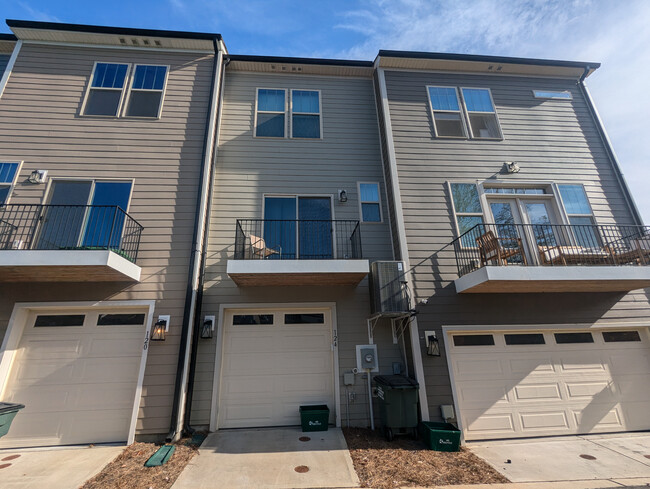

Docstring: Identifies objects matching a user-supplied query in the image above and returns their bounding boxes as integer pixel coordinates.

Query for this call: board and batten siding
[193,70,397,428]
[0,42,215,436]
[381,69,650,420]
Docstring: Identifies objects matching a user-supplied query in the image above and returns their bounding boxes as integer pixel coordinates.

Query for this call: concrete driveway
[469,432,650,485]
[0,444,123,489]
[172,427,359,489]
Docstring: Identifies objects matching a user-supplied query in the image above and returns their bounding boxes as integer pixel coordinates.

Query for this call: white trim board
[0,300,155,446]
[0,40,22,99]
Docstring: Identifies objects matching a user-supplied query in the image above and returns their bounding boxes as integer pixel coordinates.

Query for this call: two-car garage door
[448,328,650,441]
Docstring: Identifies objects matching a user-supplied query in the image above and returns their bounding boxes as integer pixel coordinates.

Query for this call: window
[0,162,20,204]
[427,86,466,138]
[34,314,85,327]
[125,65,168,118]
[505,333,545,345]
[554,332,594,344]
[602,331,641,342]
[97,313,146,326]
[291,90,321,138]
[484,187,546,195]
[255,89,286,137]
[359,182,381,222]
[453,334,495,346]
[449,183,483,246]
[533,90,573,100]
[558,184,598,248]
[285,313,325,324]
[83,62,129,116]
[461,88,502,139]
[232,314,274,325]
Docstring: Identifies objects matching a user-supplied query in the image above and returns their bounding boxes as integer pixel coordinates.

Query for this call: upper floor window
[125,65,169,118]
[291,90,321,138]
[558,184,598,248]
[460,88,502,139]
[84,63,129,116]
[427,86,467,138]
[255,89,287,137]
[0,162,20,204]
[449,182,483,246]
[359,182,382,222]
[533,90,573,100]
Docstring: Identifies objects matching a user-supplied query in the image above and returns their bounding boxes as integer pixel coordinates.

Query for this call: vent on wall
[369,261,409,314]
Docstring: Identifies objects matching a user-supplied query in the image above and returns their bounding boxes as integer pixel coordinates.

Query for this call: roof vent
[143,39,150,46]
[131,38,139,45]
[119,38,127,45]
[282,66,287,71]
[154,40,162,47]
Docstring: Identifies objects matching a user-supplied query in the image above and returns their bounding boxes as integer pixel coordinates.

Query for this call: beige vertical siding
[381,69,650,420]
[194,70,397,428]
[0,42,215,436]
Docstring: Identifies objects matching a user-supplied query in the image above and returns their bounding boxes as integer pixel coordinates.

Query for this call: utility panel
[369,261,409,314]
[356,344,379,372]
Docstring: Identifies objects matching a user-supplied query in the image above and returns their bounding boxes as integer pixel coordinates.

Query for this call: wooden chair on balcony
[608,237,650,265]
[247,234,281,259]
[476,230,527,266]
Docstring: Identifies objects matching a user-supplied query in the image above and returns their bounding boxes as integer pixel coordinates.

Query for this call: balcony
[0,204,143,282]
[452,223,650,293]
[227,219,369,286]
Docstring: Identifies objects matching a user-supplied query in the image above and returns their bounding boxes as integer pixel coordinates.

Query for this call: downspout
[182,54,228,434]
[167,40,223,442]
[578,66,644,226]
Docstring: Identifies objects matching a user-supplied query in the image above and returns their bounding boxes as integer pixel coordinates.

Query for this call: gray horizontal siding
[382,69,650,420]
[0,54,9,79]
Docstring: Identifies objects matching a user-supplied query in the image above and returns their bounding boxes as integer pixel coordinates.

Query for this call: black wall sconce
[201,315,215,339]
[338,189,348,203]
[151,316,169,341]
[425,330,440,357]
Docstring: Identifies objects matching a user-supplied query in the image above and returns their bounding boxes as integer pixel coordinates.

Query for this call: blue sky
[2,0,649,221]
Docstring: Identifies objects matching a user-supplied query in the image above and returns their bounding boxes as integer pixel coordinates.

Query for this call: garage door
[449,328,650,441]
[218,308,335,429]
[0,309,146,448]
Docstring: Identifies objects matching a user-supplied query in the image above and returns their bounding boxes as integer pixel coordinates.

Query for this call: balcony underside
[0,250,141,282]
[227,259,369,286]
[454,266,650,293]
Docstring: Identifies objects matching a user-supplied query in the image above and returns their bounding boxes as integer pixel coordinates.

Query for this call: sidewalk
[404,479,650,488]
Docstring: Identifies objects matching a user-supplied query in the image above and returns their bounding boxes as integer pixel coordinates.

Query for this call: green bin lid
[374,375,419,388]
[0,402,25,414]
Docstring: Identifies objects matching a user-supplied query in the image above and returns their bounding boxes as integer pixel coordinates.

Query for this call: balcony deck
[452,223,650,293]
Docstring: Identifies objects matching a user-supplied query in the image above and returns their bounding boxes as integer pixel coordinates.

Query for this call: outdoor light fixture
[151,318,167,341]
[28,169,48,184]
[201,315,215,339]
[425,331,440,357]
[503,161,520,174]
[338,189,348,203]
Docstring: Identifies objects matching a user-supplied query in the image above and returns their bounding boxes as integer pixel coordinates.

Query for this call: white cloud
[18,2,61,23]
[336,0,650,222]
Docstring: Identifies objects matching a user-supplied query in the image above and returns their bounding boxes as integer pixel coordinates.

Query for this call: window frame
[123,64,170,119]
[80,61,132,118]
[357,181,383,223]
[459,86,504,140]
[290,88,323,140]
[254,88,288,139]
[447,181,485,246]
[426,85,468,139]
[0,161,23,205]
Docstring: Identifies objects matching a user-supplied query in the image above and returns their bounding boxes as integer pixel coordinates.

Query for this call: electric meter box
[356,344,379,372]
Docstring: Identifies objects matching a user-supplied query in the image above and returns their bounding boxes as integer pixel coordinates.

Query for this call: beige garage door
[218,308,335,429]
[449,328,650,441]
[0,309,146,448]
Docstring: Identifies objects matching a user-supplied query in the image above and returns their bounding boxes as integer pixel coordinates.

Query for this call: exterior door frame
[0,300,155,445]
[209,302,340,432]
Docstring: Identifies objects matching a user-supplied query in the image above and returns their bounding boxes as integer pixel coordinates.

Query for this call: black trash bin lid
[373,375,419,388]
[0,402,25,414]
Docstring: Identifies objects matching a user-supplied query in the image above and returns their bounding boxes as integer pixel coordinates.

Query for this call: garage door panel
[513,383,562,401]
[454,358,503,378]
[572,408,623,431]
[227,333,275,352]
[520,411,569,430]
[221,376,274,396]
[565,381,613,399]
[608,352,650,374]
[280,374,332,394]
[9,359,76,384]
[464,412,515,434]
[79,357,141,383]
[281,331,330,350]
[87,337,143,357]
[457,383,509,405]
[508,357,555,375]
[20,338,82,358]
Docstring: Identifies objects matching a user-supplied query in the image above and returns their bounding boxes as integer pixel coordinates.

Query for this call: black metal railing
[453,222,650,277]
[234,219,362,260]
[0,204,144,263]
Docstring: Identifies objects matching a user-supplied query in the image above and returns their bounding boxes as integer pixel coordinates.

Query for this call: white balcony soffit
[227,259,369,286]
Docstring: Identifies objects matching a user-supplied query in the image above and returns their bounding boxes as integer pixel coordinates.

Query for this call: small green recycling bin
[299,405,329,432]
[374,375,419,441]
[0,402,25,439]
[419,421,461,452]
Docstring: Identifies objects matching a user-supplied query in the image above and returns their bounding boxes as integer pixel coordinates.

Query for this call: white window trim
[357,181,383,223]
[0,160,23,205]
[80,61,132,118]
[254,88,288,139]
[459,86,504,140]
[447,181,485,242]
[533,90,573,100]
[123,64,170,119]
[289,89,323,140]
[426,85,468,139]
[555,183,596,224]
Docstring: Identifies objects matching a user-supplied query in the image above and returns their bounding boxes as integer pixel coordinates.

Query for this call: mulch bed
[80,440,199,489]
[343,428,509,488]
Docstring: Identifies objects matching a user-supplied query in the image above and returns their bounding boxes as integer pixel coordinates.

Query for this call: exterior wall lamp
[201,315,215,339]
[151,316,169,341]
[338,189,348,203]
[28,169,48,184]
[425,330,440,357]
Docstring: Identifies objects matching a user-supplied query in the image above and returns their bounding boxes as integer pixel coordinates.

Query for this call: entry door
[488,200,527,263]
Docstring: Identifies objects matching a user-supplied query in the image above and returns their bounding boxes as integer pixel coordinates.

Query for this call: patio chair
[247,234,281,259]
[476,230,527,266]
[608,237,650,265]
[538,245,612,266]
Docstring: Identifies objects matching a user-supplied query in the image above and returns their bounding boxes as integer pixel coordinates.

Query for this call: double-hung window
[460,88,502,139]
[126,65,169,118]
[0,162,20,204]
[291,90,321,138]
[84,62,130,116]
[359,182,382,222]
[449,183,483,247]
[558,184,598,248]
[427,86,467,138]
[255,89,287,137]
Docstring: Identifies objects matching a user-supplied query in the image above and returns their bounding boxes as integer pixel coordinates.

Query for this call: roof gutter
[167,38,223,442]
[577,66,644,226]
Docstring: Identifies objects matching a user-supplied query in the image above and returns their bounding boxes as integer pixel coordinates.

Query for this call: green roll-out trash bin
[299,405,329,432]
[0,402,25,438]
[419,421,461,452]
[374,375,419,441]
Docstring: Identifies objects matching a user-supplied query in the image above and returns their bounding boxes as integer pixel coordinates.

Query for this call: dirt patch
[80,441,198,489]
[343,428,509,488]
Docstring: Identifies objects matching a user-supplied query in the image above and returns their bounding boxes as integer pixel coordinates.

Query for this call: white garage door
[0,309,146,448]
[218,309,335,429]
[449,328,650,441]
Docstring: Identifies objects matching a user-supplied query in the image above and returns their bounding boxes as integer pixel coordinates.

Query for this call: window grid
[460,87,503,139]
[255,88,287,138]
[426,86,467,138]
[358,182,382,223]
